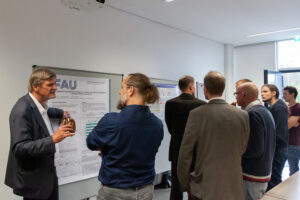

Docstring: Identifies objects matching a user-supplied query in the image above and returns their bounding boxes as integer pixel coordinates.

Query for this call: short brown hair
[178,75,194,92]
[28,68,56,92]
[204,71,225,95]
[126,73,159,104]
[284,86,298,98]
[263,84,279,99]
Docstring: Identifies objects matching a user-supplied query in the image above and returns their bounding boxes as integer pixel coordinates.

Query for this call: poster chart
[48,75,110,185]
[149,83,179,173]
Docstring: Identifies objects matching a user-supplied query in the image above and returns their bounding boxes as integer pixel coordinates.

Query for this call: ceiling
[105,0,300,46]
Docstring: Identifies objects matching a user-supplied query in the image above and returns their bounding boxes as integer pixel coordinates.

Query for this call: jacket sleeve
[11,107,56,159]
[243,111,265,158]
[177,110,198,191]
[272,105,288,144]
[47,107,64,119]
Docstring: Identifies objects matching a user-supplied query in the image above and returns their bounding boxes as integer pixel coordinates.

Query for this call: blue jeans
[288,145,300,176]
[267,147,288,191]
[243,180,267,200]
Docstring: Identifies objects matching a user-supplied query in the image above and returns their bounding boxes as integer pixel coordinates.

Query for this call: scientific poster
[48,75,109,185]
[150,83,179,173]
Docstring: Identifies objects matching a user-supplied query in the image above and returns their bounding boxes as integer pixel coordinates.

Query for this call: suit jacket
[178,99,250,200]
[5,93,63,199]
[165,93,206,162]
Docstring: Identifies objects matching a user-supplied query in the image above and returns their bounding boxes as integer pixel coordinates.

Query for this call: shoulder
[10,95,32,120]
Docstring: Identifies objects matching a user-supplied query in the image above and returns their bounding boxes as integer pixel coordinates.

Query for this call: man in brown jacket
[177,71,250,200]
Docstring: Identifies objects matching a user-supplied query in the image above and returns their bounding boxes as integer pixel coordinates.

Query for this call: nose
[53,84,57,90]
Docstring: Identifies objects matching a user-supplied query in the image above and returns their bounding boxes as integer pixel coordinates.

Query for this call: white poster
[48,75,110,185]
[150,83,179,173]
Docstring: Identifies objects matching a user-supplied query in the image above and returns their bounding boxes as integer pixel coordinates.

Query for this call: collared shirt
[208,97,223,102]
[245,99,262,111]
[29,93,54,135]
[86,105,164,188]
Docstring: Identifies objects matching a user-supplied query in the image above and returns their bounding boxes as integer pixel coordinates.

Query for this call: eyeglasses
[233,92,240,97]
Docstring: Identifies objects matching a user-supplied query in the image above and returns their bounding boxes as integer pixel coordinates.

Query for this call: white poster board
[48,75,110,185]
[149,83,179,173]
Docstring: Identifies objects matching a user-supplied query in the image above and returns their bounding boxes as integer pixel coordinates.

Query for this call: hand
[52,125,74,143]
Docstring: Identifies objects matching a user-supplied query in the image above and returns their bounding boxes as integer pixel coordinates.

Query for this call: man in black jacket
[165,75,206,200]
[5,68,74,200]
[261,84,289,191]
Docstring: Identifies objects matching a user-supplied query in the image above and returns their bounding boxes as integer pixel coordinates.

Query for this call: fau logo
[56,79,77,90]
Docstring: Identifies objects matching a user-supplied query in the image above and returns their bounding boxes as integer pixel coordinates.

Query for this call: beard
[117,93,127,110]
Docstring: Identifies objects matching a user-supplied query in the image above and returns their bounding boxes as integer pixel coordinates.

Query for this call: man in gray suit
[5,68,74,200]
[178,71,250,200]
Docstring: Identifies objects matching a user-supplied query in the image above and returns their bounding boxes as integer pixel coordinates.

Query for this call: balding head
[235,78,252,90]
[204,71,225,96]
[236,82,259,108]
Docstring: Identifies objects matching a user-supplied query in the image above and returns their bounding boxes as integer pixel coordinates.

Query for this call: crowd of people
[4,68,300,200]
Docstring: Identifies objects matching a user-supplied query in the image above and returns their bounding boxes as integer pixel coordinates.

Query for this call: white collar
[245,99,262,111]
[29,93,48,114]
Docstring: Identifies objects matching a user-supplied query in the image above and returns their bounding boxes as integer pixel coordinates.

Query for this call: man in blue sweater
[236,82,276,200]
[261,84,289,191]
[86,73,163,200]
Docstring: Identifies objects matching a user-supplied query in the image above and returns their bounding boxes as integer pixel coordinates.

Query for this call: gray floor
[153,188,188,200]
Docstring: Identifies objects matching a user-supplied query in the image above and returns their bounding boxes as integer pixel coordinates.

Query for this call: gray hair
[28,68,56,92]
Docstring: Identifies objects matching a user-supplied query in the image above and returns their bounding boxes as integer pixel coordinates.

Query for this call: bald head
[236,82,259,107]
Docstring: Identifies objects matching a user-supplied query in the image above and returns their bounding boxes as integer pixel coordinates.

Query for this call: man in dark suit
[165,75,206,200]
[5,68,74,200]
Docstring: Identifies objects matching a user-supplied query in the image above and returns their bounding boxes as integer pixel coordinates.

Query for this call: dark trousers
[170,161,183,200]
[267,147,288,191]
[24,175,58,200]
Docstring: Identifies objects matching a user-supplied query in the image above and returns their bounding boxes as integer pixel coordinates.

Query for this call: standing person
[236,83,276,200]
[5,68,74,200]
[86,73,164,200]
[261,84,289,190]
[177,71,250,200]
[165,75,206,200]
[283,86,300,176]
[231,78,252,106]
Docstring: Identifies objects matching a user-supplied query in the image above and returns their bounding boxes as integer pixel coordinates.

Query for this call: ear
[128,86,134,97]
[271,90,277,98]
[32,84,39,92]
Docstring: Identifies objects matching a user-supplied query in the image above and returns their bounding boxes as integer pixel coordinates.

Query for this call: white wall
[0,0,224,199]
[233,42,276,98]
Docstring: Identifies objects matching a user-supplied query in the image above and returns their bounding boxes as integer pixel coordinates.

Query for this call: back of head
[28,68,56,92]
[284,86,298,98]
[178,75,194,92]
[239,82,259,102]
[263,84,280,99]
[126,73,159,104]
[204,71,225,95]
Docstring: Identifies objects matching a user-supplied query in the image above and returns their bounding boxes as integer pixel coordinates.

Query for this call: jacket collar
[25,93,50,136]
[179,93,195,100]
[208,98,227,104]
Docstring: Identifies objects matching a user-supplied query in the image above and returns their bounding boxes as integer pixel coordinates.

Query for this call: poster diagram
[48,75,109,185]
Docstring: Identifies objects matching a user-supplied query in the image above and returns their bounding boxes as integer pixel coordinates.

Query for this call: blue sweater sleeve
[243,111,265,158]
[86,114,110,151]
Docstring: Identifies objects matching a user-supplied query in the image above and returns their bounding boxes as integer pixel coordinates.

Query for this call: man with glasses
[236,82,275,200]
